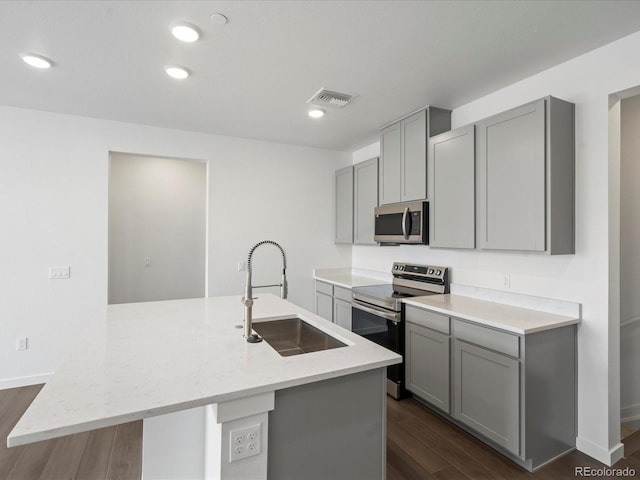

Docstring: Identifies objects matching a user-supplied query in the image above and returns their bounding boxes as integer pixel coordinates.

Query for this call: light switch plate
[16,337,28,350]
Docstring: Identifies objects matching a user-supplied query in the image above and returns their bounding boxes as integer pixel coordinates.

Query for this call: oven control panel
[392,262,447,281]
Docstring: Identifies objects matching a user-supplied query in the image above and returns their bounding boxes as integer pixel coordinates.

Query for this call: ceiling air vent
[306,88,355,109]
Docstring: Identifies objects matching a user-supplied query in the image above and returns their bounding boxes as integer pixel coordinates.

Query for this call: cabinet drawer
[453,320,520,358]
[334,286,352,302]
[315,281,333,296]
[405,305,450,334]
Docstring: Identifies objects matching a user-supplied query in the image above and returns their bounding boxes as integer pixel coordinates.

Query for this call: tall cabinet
[379,107,451,205]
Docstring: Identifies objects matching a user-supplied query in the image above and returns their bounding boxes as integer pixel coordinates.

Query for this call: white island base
[143,368,387,480]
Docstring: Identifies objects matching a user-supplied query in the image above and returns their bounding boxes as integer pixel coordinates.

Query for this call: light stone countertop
[403,294,580,335]
[313,268,389,289]
[8,294,401,447]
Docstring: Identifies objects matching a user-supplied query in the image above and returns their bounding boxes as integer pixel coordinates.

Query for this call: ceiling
[2,1,640,151]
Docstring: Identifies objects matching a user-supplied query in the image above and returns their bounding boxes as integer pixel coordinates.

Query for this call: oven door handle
[352,299,401,323]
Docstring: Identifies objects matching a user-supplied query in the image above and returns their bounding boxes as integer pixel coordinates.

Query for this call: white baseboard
[0,373,52,390]
[622,404,640,429]
[621,314,640,328]
[576,436,625,466]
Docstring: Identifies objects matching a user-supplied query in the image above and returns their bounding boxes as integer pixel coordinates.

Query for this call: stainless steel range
[351,262,449,399]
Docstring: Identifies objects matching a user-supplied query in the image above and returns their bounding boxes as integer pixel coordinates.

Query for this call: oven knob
[393,265,398,270]
[428,269,434,275]
[435,270,442,275]
[399,265,405,271]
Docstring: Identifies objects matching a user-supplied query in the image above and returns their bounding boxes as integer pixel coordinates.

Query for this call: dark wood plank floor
[2,385,639,479]
[387,397,640,480]
[1,385,141,480]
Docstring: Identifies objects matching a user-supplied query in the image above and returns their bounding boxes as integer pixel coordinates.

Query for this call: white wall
[620,94,640,428]
[0,106,351,388]
[108,153,207,304]
[353,31,640,465]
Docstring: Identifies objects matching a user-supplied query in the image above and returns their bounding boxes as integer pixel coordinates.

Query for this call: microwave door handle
[402,207,409,239]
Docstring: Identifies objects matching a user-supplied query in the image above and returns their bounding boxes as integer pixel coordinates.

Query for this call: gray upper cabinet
[379,122,402,205]
[334,166,353,244]
[402,110,427,202]
[476,96,575,254]
[353,157,379,245]
[335,158,379,245]
[379,107,451,206]
[428,124,476,249]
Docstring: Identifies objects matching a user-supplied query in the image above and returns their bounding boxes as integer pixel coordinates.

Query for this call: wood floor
[2,384,639,480]
[387,397,640,480]
[0,385,141,480]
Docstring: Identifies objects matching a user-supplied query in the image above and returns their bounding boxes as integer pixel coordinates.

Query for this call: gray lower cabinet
[405,305,576,472]
[476,96,574,254]
[315,281,352,328]
[333,298,352,330]
[379,108,451,205]
[428,124,475,249]
[334,166,354,244]
[452,339,520,455]
[405,320,450,413]
[315,291,333,322]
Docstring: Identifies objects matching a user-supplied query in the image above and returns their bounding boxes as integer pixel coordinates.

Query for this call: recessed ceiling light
[210,13,228,25]
[308,108,325,119]
[170,22,200,42]
[20,53,53,69]
[165,65,190,79]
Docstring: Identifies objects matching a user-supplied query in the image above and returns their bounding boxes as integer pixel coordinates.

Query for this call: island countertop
[8,294,401,447]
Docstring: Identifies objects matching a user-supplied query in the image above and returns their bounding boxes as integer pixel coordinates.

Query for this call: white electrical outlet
[502,273,511,288]
[237,260,247,272]
[16,337,28,350]
[229,423,261,462]
[49,266,70,279]
[144,256,152,267]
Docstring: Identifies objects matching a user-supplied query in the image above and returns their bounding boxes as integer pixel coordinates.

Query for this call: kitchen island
[8,294,401,479]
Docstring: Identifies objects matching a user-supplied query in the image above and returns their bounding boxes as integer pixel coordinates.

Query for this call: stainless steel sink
[252,317,347,356]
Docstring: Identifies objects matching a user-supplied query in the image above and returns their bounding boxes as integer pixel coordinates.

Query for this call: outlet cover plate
[49,266,70,279]
[229,423,261,462]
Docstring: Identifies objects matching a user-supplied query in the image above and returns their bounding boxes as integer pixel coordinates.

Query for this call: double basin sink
[252,316,347,357]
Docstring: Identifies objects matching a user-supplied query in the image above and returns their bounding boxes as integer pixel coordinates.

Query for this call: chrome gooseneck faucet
[243,240,288,343]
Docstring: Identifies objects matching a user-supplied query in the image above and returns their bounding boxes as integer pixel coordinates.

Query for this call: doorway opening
[108,152,207,304]
[611,88,640,438]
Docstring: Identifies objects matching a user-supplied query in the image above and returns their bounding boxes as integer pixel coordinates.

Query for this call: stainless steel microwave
[374,201,428,244]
